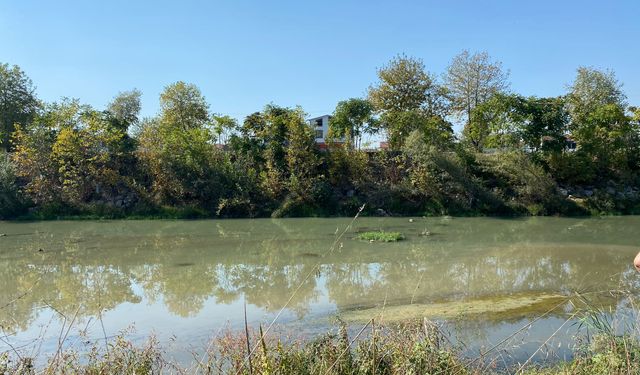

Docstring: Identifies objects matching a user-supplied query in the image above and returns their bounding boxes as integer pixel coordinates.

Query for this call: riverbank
[4,144,640,222]
[8,192,640,222]
[3,318,638,374]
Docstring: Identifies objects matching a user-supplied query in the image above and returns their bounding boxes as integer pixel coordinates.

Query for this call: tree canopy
[0,63,39,151]
[2,53,640,219]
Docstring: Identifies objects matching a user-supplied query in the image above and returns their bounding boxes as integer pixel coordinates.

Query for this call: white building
[308,115,332,149]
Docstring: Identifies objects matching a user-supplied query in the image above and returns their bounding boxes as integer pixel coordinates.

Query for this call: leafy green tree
[285,109,321,199]
[52,108,128,205]
[368,55,435,113]
[466,94,568,153]
[562,68,636,181]
[0,63,39,151]
[568,67,626,123]
[212,114,238,145]
[328,98,377,149]
[233,105,322,216]
[257,105,292,199]
[445,50,510,125]
[11,101,75,205]
[631,106,640,124]
[137,82,227,210]
[160,81,209,130]
[383,110,453,150]
[368,55,450,149]
[11,99,132,207]
[521,97,569,153]
[107,89,142,131]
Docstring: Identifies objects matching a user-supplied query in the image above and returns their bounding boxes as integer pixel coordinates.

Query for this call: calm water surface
[1,216,639,363]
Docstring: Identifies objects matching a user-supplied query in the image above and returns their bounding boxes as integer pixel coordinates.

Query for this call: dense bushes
[0,153,24,218]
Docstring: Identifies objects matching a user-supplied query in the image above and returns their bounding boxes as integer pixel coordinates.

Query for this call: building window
[315,118,323,127]
[315,130,323,139]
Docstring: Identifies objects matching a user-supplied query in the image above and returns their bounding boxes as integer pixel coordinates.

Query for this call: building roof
[307,114,332,121]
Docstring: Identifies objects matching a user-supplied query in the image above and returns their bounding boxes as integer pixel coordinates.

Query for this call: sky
[1,0,639,126]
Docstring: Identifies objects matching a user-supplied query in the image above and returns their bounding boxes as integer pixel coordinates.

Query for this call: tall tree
[567,67,626,124]
[444,50,510,125]
[137,82,226,209]
[159,81,209,130]
[368,55,450,148]
[0,63,39,151]
[328,98,377,149]
[107,89,142,131]
[284,108,320,199]
[256,105,301,200]
[368,55,434,113]
[559,68,635,181]
[211,114,238,145]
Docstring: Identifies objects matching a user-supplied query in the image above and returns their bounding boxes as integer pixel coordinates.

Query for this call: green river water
[1,216,639,364]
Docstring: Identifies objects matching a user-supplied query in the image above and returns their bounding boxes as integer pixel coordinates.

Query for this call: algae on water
[356,231,404,242]
[341,293,567,323]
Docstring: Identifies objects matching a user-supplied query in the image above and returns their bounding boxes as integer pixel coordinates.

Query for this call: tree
[465,94,526,151]
[284,109,320,199]
[137,82,227,210]
[465,94,568,153]
[567,67,626,124]
[631,106,640,124]
[521,97,569,153]
[159,81,209,130]
[383,110,453,150]
[11,101,75,205]
[444,50,510,125]
[51,108,128,205]
[563,68,635,181]
[0,63,39,151]
[368,55,435,113]
[11,99,132,207]
[107,89,142,131]
[328,98,377,149]
[211,114,238,145]
[368,55,450,149]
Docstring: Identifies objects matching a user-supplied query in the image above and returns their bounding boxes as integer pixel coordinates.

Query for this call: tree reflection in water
[1,217,639,350]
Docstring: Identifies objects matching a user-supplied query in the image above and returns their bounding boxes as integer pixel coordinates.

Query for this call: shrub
[0,153,25,218]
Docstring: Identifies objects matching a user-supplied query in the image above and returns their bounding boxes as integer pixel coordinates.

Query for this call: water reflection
[1,217,639,340]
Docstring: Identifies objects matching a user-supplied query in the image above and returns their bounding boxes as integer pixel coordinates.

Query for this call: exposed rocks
[558,184,640,209]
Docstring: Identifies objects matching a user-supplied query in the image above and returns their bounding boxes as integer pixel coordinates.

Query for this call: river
[1,216,639,365]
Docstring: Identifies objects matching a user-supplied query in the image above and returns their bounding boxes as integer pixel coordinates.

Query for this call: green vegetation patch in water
[342,293,567,323]
[356,231,404,242]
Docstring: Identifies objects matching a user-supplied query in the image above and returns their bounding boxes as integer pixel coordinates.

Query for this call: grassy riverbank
[2,319,638,375]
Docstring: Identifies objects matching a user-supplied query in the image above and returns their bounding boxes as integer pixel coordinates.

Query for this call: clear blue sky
[1,0,638,124]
